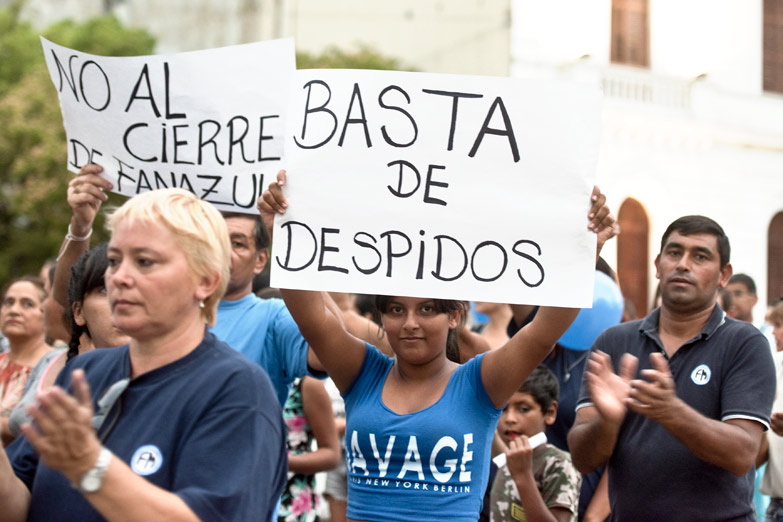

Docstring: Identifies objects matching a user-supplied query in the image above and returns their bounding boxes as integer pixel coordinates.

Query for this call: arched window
[768,211,783,303]
[617,198,649,318]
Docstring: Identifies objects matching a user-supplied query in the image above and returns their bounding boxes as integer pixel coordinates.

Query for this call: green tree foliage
[0,2,41,97]
[0,2,408,287]
[0,5,155,286]
[296,45,413,71]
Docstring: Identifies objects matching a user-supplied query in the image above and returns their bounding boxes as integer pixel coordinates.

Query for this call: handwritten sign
[41,37,294,213]
[271,70,602,306]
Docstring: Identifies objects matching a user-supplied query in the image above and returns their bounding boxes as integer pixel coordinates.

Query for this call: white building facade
[11,0,782,318]
[16,0,511,76]
[510,0,783,320]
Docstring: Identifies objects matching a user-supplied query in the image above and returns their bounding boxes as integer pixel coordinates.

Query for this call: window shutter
[764,0,783,93]
[611,0,649,67]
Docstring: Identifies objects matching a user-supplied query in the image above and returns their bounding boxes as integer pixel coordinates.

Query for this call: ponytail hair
[65,244,109,360]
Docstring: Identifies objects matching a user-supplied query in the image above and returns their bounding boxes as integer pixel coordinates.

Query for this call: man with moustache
[568,215,775,521]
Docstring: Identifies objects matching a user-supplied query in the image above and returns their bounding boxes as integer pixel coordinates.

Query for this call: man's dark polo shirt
[576,305,775,522]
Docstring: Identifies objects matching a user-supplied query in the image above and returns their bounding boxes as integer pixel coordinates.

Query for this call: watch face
[76,448,111,494]
[82,474,101,492]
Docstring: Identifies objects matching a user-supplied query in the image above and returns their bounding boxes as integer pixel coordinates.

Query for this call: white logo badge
[131,445,163,476]
[690,365,711,385]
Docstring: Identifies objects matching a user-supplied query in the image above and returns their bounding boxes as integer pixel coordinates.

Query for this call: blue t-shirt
[9,331,287,522]
[213,294,310,406]
[343,345,501,522]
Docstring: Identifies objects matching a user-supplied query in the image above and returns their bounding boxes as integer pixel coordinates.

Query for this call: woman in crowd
[259,171,617,522]
[7,244,131,440]
[0,277,52,446]
[279,375,341,522]
[760,300,783,522]
[1,188,287,522]
[64,243,131,356]
[323,375,349,522]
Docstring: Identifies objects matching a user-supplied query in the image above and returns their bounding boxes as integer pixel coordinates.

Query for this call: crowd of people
[0,162,781,522]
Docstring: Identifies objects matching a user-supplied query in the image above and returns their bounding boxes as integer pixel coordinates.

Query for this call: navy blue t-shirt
[8,331,287,522]
[507,309,600,519]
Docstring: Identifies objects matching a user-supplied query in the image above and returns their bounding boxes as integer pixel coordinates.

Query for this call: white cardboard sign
[41,37,294,213]
[271,69,602,306]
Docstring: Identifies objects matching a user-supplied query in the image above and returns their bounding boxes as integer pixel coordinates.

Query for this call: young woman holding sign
[258,170,617,522]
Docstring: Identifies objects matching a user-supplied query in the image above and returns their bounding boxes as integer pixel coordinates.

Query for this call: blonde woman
[1,189,287,522]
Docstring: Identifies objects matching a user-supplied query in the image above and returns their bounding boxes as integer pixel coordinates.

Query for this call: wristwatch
[73,447,113,494]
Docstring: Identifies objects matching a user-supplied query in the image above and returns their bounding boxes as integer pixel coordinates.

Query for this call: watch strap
[72,446,113,494]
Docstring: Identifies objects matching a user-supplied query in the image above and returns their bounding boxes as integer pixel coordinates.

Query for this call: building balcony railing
[600,64,692,109]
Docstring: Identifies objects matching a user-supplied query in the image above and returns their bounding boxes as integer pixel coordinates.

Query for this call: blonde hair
[106,189,230,325]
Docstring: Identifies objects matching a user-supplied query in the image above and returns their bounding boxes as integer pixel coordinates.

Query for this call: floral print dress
[279,378,320,522]
[0,353,33,433]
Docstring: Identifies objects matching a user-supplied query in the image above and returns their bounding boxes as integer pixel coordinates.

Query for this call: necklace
[561,348,590,383]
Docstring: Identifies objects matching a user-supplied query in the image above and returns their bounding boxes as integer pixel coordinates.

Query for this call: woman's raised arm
[53,164,112,306]
[481,186,619,407]
[258,171,367,392]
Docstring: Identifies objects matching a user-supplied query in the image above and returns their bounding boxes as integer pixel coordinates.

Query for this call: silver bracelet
[66,224,93,242]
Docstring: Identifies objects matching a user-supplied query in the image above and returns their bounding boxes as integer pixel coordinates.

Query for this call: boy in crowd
[490,366,581,522]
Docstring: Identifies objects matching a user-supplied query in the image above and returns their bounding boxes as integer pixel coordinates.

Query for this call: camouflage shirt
[489,443,580,522]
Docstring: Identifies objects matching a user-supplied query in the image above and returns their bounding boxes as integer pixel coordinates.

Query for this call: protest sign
[41,37,294,213]
[271,69,602,306]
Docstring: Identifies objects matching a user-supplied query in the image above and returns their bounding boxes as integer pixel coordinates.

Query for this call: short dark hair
[1,275,46,303]
[375,296,466,363]
[354,294,381,325]
[728,273,756,294]
[660,215,730,268]
[65,244,110,360]
[519,365,560,413]
[221,212,270,251]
